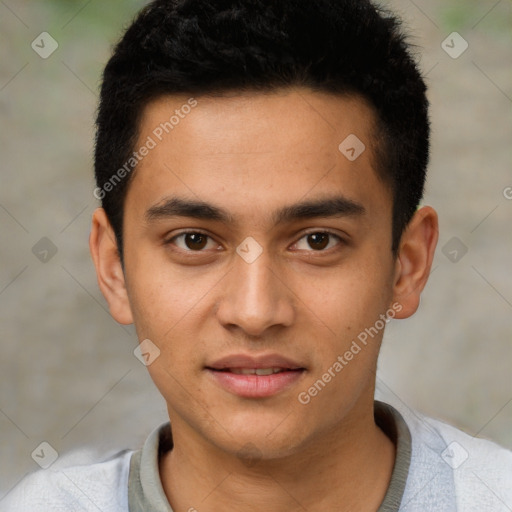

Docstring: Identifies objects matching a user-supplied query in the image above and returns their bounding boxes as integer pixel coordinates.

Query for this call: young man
[5,0,511,510]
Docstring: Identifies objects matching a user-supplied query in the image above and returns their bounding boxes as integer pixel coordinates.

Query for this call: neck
[160,400,396,512]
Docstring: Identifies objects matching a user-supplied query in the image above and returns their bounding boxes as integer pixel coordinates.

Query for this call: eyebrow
[272,196,365,224]
[146,197,234,223]
[145,195,365,225]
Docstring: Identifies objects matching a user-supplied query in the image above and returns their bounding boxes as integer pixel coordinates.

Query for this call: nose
[215,248,295,337]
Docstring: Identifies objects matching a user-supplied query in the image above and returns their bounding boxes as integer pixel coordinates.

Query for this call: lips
[207,353,304,371]
[228,367,287,375]
[205,353,306,398]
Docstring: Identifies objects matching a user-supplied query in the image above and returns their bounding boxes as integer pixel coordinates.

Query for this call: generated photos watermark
[298,302,403,405]
[93,98,198,200]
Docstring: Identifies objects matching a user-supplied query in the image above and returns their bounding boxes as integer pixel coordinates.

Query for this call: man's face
[121,89,397,458]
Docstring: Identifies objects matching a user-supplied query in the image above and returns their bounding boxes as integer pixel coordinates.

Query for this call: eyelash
[165,230,345,253]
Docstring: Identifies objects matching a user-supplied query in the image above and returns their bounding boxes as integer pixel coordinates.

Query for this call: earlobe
[89,208,134,325]
[392,206,439,319]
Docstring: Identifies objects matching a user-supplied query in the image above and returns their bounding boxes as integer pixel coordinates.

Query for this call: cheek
[128,271,209,403]
[125,253,211,337]
[292,266,391,418]
[125,259,220,386]
[298,256,393,335]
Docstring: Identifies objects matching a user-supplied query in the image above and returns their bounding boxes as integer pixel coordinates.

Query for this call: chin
[212,409,313,459]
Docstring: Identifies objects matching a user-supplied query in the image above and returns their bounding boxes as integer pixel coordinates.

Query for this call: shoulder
[402,406,512,511]
[420,415,512,510]
[2,449,133,512]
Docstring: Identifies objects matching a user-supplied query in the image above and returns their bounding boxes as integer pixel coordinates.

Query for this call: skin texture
[90,88,438,511]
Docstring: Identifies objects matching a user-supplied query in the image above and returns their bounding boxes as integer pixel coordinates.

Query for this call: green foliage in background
[49,0,146,39]
[440,0,512,35]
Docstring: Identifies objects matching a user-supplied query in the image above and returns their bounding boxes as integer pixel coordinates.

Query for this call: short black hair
[95,0,429,260]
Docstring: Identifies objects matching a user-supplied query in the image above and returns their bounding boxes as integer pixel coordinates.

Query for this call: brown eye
[184,233,208,250]
[292,231,342,252]
[170,232,217,251]
[307,233,330,250]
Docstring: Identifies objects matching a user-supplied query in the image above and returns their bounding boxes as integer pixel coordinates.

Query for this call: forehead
[139,89,377,155]
[125,88,391,224]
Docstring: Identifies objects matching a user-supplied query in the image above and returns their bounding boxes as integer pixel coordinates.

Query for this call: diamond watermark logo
[237,442,263,468]
[338,134,366,162]
[31,32,59,59]
[32,237,58,263]
[441,441,469,469]
[442,236,468,263]
[441,32,468,59]
[134,339,161,366]
[31,441,58,469]
[236,236,263,264]
[441,236,468,263]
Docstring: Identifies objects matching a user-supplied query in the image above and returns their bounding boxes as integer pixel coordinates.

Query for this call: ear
[89,208,134,325]
[391,206,439,319]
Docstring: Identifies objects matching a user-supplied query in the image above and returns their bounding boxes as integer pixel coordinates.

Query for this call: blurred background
[1,0,511,499]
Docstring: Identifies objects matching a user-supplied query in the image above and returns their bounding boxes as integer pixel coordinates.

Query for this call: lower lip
[206,369,305,398]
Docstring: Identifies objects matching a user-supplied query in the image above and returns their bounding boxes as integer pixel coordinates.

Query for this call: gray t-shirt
[4,400,512,511]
